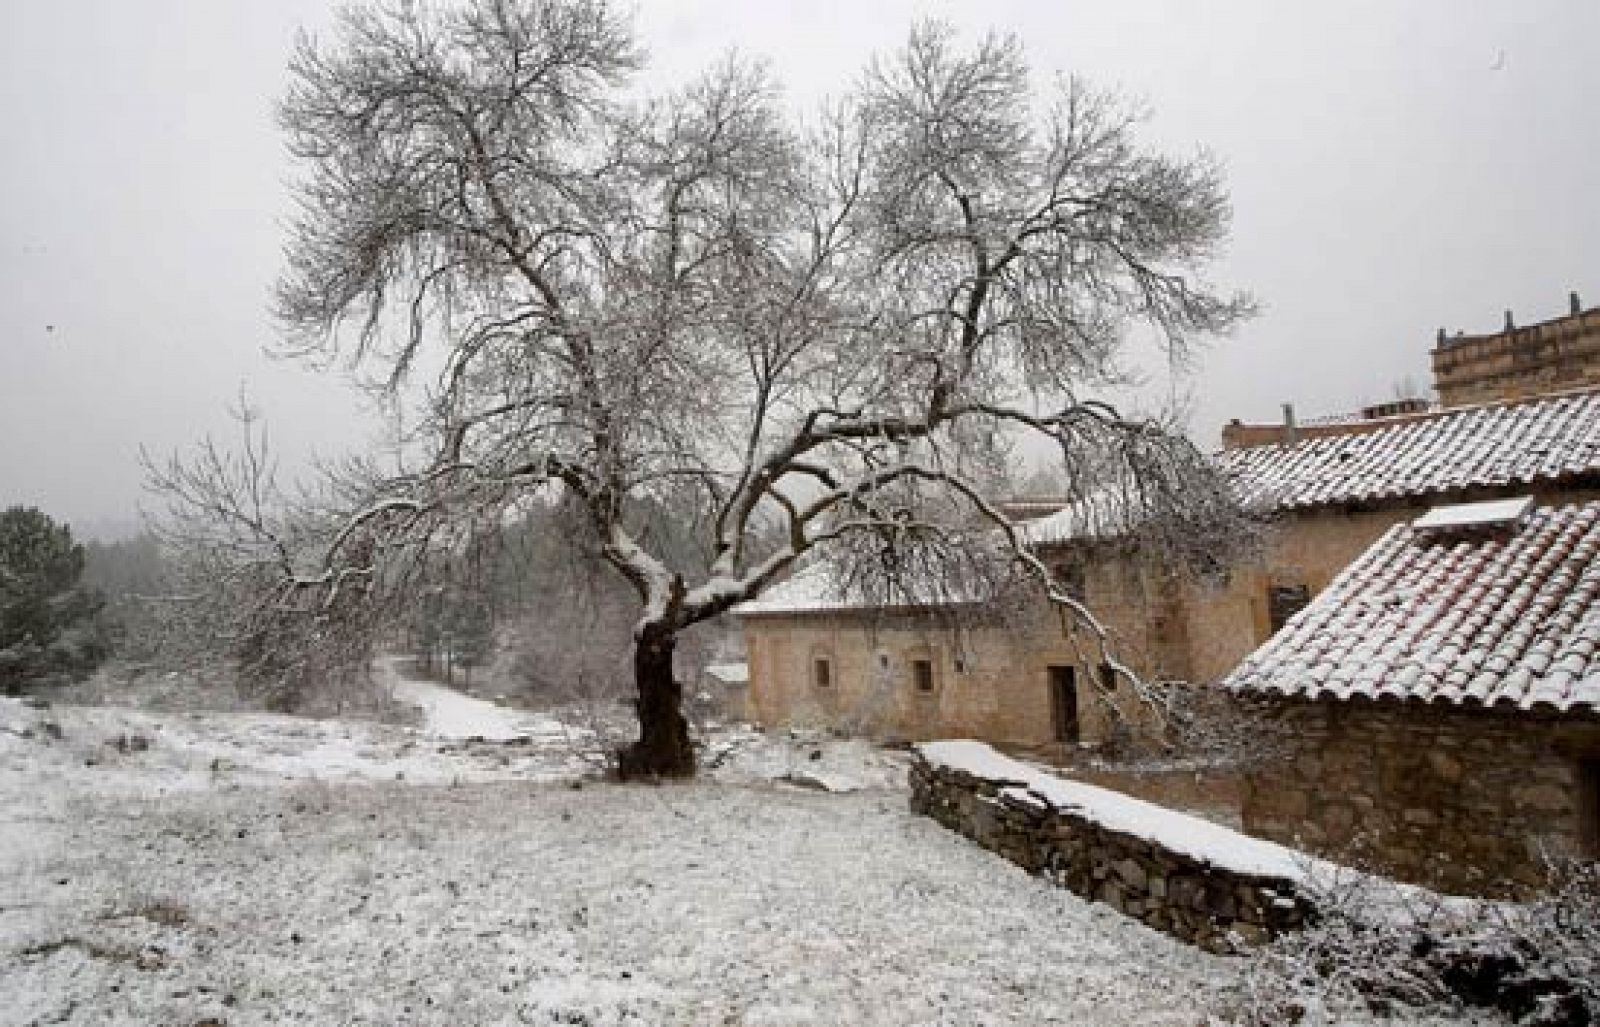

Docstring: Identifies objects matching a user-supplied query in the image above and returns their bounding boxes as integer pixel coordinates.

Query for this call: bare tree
[141,403,392,713]
[263,0,1252,776]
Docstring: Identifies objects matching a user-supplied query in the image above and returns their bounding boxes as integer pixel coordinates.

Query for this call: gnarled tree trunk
[617,624,695,779]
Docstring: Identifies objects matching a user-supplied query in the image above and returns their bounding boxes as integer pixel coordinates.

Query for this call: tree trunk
[618,624,695,779]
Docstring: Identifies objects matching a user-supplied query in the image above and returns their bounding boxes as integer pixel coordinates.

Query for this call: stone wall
[910,750,1314,952]
[1243,699,1600,898]
[1432,305,1600,408]
[1180,507,1413,684]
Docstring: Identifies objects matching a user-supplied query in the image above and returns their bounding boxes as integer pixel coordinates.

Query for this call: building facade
[737,558,1170,758]
[1225,499,1600,896]
[739,387,1600,761]
[1431,293,1600,408]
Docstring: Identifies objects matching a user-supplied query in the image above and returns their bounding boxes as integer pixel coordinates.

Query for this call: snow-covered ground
[379,656,578,743]
[0,676,1249,1025]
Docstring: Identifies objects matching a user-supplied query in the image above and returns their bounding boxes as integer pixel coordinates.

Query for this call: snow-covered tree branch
[251,0,1255,775]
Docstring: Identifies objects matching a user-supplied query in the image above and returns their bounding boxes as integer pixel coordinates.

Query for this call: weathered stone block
[1113,858,1147,890]
[1229,921,1269,947]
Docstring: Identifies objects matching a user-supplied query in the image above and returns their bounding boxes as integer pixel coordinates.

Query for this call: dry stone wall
[910,749,1315,953]
[1243,700,1600,898]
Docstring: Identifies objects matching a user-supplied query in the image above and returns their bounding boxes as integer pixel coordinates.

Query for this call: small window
[813,657,832,688]
[1097,663,1117,692]
[877,653,890,669]
[953,655,968,674]
[912,658,935,693]
[1268,583,1312,634]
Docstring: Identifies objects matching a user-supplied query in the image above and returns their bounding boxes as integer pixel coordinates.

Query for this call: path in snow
[379,657,570,742]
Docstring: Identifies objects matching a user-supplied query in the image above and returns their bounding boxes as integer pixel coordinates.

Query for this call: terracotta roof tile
[1224,499,1600,714]
[1217,388,1600,512]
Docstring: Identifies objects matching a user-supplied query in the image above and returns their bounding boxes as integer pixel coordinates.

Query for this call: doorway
[1048,666,1080,745]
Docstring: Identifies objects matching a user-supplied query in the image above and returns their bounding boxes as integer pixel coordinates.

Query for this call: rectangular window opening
[912,658,935,693]
[1268,583,1312,634]
[813,658,832,688]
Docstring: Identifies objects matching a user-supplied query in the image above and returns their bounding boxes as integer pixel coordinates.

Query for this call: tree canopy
[206,0,1256,774]
[0,507,107,691]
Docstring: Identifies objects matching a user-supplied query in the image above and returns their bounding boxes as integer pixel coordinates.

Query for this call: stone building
[737,386,1600,759]
[1195,385,1600,682]
[735,547,1172,758]
[1223,497,1600,896]
[1432,293,1600,408]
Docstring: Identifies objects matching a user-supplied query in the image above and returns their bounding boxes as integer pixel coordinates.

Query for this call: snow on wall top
[916,740,1307,881]
[1223,500,1600,714]
[1216,387,1600,512]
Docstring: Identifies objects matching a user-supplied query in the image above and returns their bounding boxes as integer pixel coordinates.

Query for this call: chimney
[1282,402,1298,446]
[1572,291,1583,316]
[1504,309,1515,332]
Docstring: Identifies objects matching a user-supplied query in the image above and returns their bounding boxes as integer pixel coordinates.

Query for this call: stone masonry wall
[910,752,1314,953]
[741,556,1173,754]
[1243,700,1600,898]
[1432,306,1600,408]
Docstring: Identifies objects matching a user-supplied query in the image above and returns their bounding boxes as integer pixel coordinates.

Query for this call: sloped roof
[734,559,984,617]
[703,662,749,685]
[1224,499,1600,714]
[1216,388,1600,512]
[1016,490,1132,547]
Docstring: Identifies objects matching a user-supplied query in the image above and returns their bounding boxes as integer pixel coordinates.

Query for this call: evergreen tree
[0,507,108,691]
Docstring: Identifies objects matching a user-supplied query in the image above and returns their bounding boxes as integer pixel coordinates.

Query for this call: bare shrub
[1227,860,1600,1025]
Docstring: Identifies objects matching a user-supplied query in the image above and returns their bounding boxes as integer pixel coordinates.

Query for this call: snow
[0,700,1241,1024]
[1217,387,1600,512]
[734,557,986,616]
[1017,488,1134,546]
[0,700,594,800]
[1227,500,1600,713]
[379,658,571,742]
[705,726,908,793]
[1412,495,1534,533]
[702,662,749,685]
[918,740,1307,881]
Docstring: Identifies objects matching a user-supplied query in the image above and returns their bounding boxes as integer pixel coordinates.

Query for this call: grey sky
[3,1,1597,535]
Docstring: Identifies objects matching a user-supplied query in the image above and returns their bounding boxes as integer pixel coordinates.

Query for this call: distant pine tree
[0,507,109,692]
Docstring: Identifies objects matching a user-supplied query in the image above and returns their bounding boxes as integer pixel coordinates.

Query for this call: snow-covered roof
[1217,387,1600,512]
[1224,499,1600,714]
[702,662,749,686]
[734,559,984,617]
[1015,489,1133,547]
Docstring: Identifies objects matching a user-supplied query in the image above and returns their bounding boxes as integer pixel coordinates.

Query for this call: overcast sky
[3,1,1597,536]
